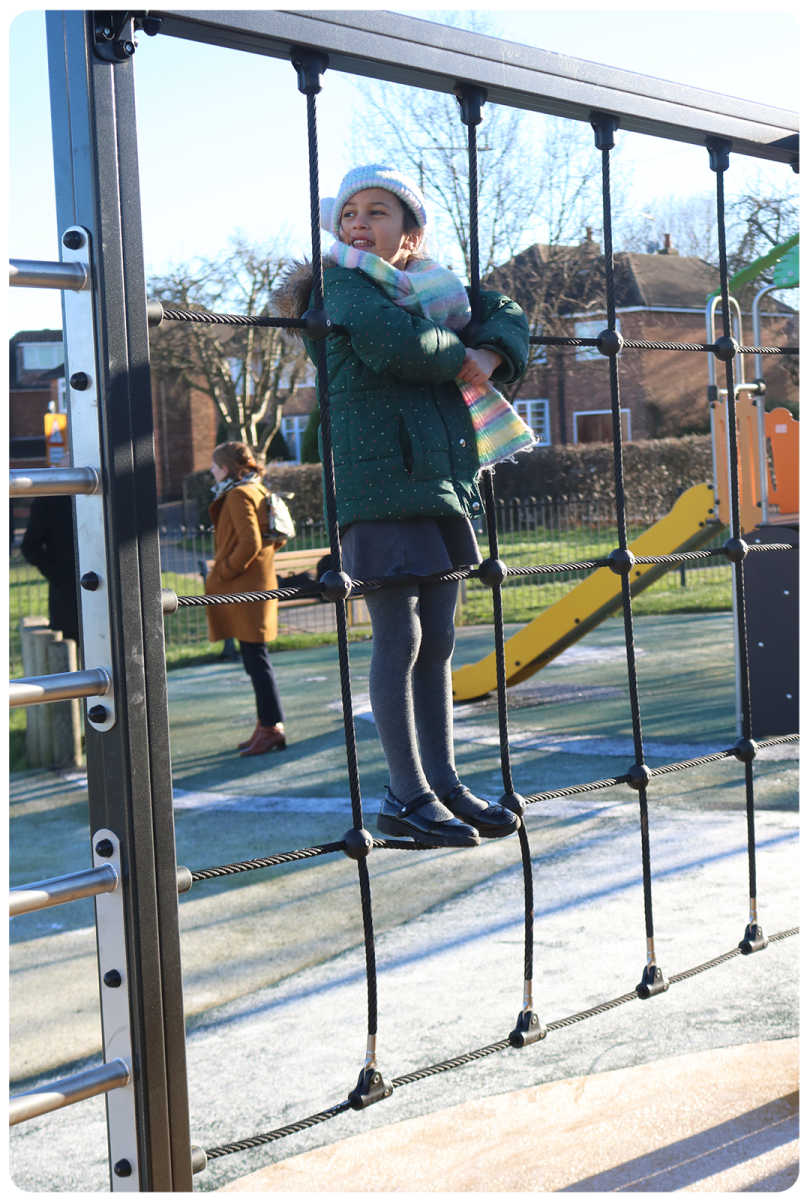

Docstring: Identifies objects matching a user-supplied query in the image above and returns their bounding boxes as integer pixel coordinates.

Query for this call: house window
[573,318,621,362]
[513,399,551,446]
[573,409,631,444]
[21,342,64,371]
[281,414,312,463]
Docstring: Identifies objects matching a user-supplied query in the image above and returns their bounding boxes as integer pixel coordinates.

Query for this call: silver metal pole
[752,283,777,526]
[9,1060,130,1127]
[9,667,110,708]
[9,258,88,291]
[10,864,118,917]
[10,466,99,497]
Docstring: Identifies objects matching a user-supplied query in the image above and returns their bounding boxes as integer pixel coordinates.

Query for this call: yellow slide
[452,483,721,701]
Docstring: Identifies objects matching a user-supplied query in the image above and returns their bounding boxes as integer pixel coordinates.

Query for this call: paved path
[219,1039,799,1192]
[8,614,799,1191]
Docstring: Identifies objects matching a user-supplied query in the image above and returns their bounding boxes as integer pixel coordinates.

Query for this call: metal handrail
[9,1060,130,1127]
[9,667,110,708]
[10,467,99,498]
[9,865,118,917]
[9,258,88,291]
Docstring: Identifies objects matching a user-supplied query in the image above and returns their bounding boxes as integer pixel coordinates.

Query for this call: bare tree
[616,174,799,304]
[348,77,623,410]
[148,236,312,457]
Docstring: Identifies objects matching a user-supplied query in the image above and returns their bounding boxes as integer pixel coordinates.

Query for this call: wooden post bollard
[47,638,84,768]
[29,628,63,768]
[19,617,50,769]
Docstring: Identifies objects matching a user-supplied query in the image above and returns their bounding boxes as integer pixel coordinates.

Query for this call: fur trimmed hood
[273,256,337,338]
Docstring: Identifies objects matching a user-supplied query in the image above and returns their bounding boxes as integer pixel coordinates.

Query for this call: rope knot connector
[499,792,526,817]
[706,137,731,173]
[732,737,758,763]
[739,922,769,955]
[608,548,635,575]
[712,336,739,362]
[303,307,335,340]
[723,537,749,563]
[319,569,352,603]
[596,328,624,357]
[343,828,373,860]
[477,557,508,588]
[348,1066,393,1111]
[636,963,669,999]
[589,112,620,150]
[626,763,652,791]
[454,83,488,126]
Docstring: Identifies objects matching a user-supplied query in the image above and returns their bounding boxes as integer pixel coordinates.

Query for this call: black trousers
[239,641,284,727]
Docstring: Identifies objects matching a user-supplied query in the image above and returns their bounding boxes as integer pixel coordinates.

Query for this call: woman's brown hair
[212,441,263,480]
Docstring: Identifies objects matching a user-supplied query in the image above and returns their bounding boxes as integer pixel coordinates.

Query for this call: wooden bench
[199,548,369,625]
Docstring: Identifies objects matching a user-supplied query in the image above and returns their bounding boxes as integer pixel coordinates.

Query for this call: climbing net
[160,56,799,1173]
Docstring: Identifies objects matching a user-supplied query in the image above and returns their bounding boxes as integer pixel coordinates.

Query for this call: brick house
[490,237,798,445]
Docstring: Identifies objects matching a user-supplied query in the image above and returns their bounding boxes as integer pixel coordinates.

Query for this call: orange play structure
[711,401,799,532]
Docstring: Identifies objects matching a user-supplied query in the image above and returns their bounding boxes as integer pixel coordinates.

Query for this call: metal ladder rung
[9,667,110,708]
[9,865,118,917]
[9,258,88,291]
[9,1060,129,1127]
[10,467,99,497]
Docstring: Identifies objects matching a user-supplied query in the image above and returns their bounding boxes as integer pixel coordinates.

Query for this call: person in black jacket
[21,495,80,644]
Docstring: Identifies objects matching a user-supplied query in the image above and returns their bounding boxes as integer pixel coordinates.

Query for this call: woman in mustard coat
[205,441,286,756]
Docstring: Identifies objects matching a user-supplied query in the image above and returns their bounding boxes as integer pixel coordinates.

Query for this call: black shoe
[377,788,480,848]
[441,783,518,839]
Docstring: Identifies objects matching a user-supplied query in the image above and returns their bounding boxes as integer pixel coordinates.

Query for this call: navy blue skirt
[341,516,482,581]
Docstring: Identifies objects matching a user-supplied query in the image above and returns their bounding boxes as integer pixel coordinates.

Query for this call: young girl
[277,164,530,847]
[205,441,287,756]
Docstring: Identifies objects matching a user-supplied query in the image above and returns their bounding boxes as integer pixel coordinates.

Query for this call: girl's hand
[457,347,503,387]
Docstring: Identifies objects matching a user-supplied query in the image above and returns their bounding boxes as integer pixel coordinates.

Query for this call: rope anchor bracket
[348,1066,393,1111]
[739,922,768,954]
[509,1009,547,1048]
[636,963,669,999]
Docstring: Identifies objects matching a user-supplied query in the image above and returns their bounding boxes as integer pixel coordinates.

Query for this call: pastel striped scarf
[329,242,536,470]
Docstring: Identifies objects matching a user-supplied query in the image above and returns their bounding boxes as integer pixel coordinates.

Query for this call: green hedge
[182,435,714,526]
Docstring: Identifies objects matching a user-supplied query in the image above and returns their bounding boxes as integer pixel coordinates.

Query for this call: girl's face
[211,459,229,484]
[339,188,418,267]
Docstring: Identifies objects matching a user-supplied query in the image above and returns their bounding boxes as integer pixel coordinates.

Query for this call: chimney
[580,226,600,255]
[657,233,679,256]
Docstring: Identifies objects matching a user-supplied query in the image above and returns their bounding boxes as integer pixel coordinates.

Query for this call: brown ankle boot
[239,724,286,757]
[238,721,262,750]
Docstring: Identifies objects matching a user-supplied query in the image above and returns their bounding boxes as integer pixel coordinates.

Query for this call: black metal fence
[9,496,731,673]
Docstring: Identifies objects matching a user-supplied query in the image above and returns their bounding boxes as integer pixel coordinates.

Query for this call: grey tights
[364,581,460,805]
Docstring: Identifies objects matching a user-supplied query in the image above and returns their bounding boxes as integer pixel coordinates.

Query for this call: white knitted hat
[321,164,428,239]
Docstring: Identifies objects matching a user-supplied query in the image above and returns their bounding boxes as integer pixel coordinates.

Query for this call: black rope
[158,305,307,329]
[529,335,797,354]
[298,67,380,1057]
[154,311,796,353]
[201,927,798,1162]
[711,141,759,924]
[593,115,655,951]
[169,542,797,609]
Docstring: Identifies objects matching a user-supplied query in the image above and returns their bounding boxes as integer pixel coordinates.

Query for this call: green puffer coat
[298,265,529,526]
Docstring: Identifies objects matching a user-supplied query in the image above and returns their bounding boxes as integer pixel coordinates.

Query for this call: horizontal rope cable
[202,926,798,1161]
[190,837,433,881]
[160,306,307,328]
[170,542,797,610]
[155,311,797,353]
[524,733,797,806]
[186,734,796,879]
[530,335,797,354]
[205,1101,352,1160]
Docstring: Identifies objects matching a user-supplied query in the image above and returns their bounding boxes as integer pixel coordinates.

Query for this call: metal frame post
[45,11,192,1190]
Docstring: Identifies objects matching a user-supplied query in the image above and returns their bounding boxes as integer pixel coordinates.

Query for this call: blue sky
[7,5,800,337]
